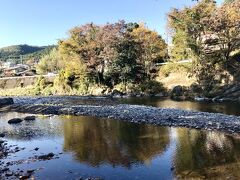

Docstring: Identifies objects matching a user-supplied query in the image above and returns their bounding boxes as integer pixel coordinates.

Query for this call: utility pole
[20,55,23,64]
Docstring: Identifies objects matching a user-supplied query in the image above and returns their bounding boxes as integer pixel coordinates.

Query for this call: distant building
[3,64,30,77]
[2,62,15,69]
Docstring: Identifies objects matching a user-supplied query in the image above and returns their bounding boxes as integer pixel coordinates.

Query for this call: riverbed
[1,112,240,179]
[13,96,240,116]
[119,97,240,116]
[1,96,240,179]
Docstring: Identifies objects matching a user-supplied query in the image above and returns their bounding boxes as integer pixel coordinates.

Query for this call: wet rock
[85,178,103,180]
[34,147,39,151]
[8,118,23,124]
[27,169,35,174]
[59,108,75,115]
[111,89,124,98]
[1,168,9,172]
[24,116,36,121]
[19,174,31,179]
[194,97,211,102]
[171,85,184,97]
[0,98,14,107]
[155,93,164,97]
[0,133,5,138]
[38,152,55,160]
[5,171,13,177]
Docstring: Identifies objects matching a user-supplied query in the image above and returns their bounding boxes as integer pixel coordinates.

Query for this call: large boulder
[0,98,14,107]
[24,116,36,121]
[111,89,124,98]
[171,85,184,97]
[8,118,23,124]
[170,85,190,100]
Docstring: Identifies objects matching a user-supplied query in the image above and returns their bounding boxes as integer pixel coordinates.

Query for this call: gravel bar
[1,96,240,134]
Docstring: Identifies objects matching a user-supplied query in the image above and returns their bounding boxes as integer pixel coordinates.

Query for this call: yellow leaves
[36,48,62,74]
[223,1,240,25]
[64,55,87,77]
[130,24,167,63]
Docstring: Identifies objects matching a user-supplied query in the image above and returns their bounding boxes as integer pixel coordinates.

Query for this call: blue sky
[0,0,223,48]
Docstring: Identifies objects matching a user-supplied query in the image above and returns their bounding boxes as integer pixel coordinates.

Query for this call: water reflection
[119,97,240,116]
[61,116,240,178]
[62,116,170,167]
[174,128,240,178]
[0,113,63,140]
[1,113,240,179]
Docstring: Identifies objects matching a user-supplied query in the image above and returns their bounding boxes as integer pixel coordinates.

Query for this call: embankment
[0,75,56,89]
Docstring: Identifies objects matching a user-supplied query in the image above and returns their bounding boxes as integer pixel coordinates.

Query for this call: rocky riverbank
[0,96,240,134]
[0,138,55,179]
[170,84,240,102]
[0,98,14,107]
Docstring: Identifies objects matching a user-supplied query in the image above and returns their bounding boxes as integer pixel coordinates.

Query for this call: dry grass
[0,86,36,96]
[157,72,196,89]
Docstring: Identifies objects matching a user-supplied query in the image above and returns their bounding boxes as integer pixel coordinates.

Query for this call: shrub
[140,80,165,94]
[159,62,192,77]
[33,76,49,95]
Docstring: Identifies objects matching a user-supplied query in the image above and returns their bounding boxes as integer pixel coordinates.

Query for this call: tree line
[37,21,167,94]
[168,0,240,91]
[37,0,240,95]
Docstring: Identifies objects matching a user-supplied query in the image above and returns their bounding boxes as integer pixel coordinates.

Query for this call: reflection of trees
[120,98,240,116]
[63,116,170,167]
[174,128,240,176]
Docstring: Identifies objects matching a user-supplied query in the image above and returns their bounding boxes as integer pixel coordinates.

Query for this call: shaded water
[43,96,240,116]
[119,97,240,116]
[1,112,240,179]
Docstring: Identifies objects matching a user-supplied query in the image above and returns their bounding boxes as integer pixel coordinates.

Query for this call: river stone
[0,98,14,107]
[172,85,183,94]
[0,133,5,138]
[24,116,36,121]
[111,89,124,98]
[38,152,55,160]
[8,118,23,124]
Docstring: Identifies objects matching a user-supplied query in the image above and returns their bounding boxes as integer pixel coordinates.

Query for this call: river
[119,97,240,116]
[1,101,240,179]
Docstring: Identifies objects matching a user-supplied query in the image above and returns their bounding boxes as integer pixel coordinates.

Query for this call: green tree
[36,48,63,74]
[168,0,235,87]
[54,54,89,93]
[59,21,167,86]
[104,35,142,86]
[130,23,167,77]
[170,30,189,61]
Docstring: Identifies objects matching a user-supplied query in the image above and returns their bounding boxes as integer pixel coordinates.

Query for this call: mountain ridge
[0,44,55,62]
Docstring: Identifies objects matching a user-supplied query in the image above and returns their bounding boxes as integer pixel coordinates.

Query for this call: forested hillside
[0,44,55,62]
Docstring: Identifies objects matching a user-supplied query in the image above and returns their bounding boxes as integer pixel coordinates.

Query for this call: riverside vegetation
[0,1,240,179]
[0,0,240,101]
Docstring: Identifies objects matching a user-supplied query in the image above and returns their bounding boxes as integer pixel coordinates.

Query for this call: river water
[118,97,240,116]
[1,110,240,179]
